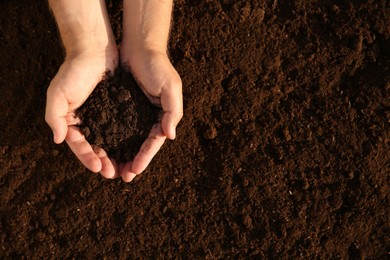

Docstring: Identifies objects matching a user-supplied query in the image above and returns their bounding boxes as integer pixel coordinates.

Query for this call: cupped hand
[45,50,119,178]
[120,50,183,182]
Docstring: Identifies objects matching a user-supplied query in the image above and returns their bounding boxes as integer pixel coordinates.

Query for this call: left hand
[119,49,183,182]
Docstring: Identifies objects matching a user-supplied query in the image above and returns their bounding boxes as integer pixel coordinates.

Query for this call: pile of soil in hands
[76,68,160,163]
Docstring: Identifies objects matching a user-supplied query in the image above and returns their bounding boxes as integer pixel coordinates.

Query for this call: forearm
[122,0,173,55]
[49,0,116,56]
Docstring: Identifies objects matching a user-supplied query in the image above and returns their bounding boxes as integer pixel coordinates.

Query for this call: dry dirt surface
[0,0,389,258]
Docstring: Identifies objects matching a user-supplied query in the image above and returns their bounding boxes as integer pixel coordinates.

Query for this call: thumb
[160,76,183,140]
[45,87,69,144]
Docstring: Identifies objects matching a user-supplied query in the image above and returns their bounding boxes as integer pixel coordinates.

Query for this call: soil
[0,0,389,258]
[76,69,159,163]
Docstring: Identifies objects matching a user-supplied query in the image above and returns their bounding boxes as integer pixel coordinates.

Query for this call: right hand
[45,49,119,178]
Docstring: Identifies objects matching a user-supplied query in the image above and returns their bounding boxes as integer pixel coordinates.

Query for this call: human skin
[120,0,183,182]
[45,0,183,182]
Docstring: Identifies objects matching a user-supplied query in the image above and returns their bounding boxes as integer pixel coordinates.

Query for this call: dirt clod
[203,124,218,140]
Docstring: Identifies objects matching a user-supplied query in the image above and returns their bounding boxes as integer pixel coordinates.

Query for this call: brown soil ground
[0,0,389,258]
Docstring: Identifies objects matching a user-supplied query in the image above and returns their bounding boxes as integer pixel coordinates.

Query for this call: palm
[57,57,109,111]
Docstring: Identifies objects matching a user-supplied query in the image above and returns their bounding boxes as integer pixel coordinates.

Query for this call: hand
[45,50,119,178]
[120,50,183,182]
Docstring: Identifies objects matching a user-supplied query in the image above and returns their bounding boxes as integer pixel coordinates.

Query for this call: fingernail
[53,132,59,143]
[171,127,176,139]
[123,173,136,183]
[129,173,137,182]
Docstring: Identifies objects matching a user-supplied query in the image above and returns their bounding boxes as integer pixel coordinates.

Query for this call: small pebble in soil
[302,181,310,190]
[283,127,292,141]
[243,215,253,229]
[52,149,59,157]
[331,4,340,13]
[203,124,217,140]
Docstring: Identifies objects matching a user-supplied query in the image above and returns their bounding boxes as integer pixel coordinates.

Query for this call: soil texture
[77,69,159,162]
[0,0,389,258]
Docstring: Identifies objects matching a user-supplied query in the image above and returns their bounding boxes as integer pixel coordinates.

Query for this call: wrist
[62,44,119,75]
[49,0,117,59]
[65,41,118,60]
[121,0,172,63]
[60,21,117,58]
[120,43,167,67]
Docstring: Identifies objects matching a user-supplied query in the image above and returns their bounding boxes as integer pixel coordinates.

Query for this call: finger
[45,87,69,144]
[160,76,183,140]
[131,123,166,174]
[66,126,102,173]
[94,147,116,179]
[121,162,137,183]
[110,158,120,179]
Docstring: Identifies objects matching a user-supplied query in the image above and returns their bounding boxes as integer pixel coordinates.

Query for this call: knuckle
[174,108,184,119]
[44,113,52,125]
[176,111,184,121]
[173,75,182,88]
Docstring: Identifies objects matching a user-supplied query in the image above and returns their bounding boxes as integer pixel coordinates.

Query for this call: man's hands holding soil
[45,0,182,182]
